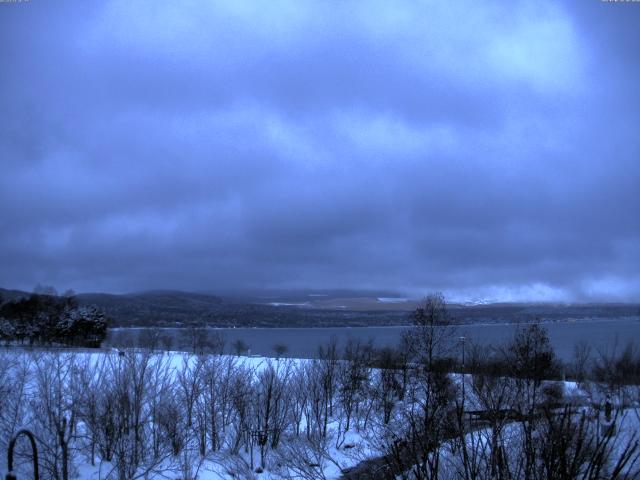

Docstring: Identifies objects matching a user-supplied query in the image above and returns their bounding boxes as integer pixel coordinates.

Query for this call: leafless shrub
[274,432,344,480]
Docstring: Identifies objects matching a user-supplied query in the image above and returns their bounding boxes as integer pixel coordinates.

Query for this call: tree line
[0,293,108,347]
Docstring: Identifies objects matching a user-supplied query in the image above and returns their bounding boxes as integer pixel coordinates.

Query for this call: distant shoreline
[110,316,640,330]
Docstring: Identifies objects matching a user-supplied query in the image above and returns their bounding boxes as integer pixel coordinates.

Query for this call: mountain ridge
[1,287,638,328]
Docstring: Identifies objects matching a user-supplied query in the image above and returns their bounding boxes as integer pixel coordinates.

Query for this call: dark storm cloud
[1,0,639,301]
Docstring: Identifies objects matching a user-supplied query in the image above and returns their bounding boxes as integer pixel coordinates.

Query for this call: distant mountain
[79,289,223,310]
[1,287,638,328]
[75,290,224,327]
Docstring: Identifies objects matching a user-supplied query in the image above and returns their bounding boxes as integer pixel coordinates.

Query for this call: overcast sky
[1,1,639,302]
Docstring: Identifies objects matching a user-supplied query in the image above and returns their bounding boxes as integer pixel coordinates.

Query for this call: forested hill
[72,291,640,328]
[1,288,638,329]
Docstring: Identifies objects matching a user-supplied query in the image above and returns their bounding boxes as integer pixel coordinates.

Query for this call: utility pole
[459,336,466,407]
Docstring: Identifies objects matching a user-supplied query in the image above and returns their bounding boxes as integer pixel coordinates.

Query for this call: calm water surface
[110,318,640,361]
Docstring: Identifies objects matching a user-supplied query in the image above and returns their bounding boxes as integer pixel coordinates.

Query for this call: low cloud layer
[1,1,639,301]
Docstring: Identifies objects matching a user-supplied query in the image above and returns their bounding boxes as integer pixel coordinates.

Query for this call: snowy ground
[0,349,375,480]
[1,348,639,479]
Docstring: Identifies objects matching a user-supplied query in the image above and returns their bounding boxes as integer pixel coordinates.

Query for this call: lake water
[109,317,640,362]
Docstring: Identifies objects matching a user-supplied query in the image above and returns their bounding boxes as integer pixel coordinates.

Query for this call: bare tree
[593,340,640,405]
[304,361,331,440]
[571,340,592,386]
[182,327,223,355]
[289,366,309,437]
[198,354,238,453]
[407,292,456,370]
[337,339,372,433]
[103,351,174,480]
[467,346,519,479]
[374,347,403,425]
[318,337,339,416]
[373,294,461,480]
[275,432,344,480]
[507,323,558,479]
[159,331,174,351]
[0,352,29,448]
[230,364,254,455]
[30,353,79,480]
[253,360,292,469]
[233,339,250,356]
[273,343,289,359]
[138,327,162,352]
